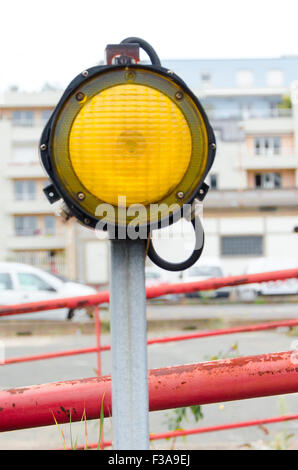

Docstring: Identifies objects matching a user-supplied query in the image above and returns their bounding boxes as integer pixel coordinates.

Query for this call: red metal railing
[1,268,298,448]
[70,414,298,450]
[2,317,298,366]
[0,267,297,317]
[1,351,298,432]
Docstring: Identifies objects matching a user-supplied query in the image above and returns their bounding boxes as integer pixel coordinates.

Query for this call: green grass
[54,394,106,450]
[287,327,298,337]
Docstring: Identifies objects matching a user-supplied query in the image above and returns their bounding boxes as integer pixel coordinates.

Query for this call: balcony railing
[204,188,298,209]
[206,108,292,121]
[0,117,50,128]
[268,108,292,118]
[250,146,296,157]
[14,229,57,237]
[242,147,298,169]
[13,193,48,202]
[11,119,35,127]
[14,193,37,201]
[8,160,40,166]
[11,119,49,127]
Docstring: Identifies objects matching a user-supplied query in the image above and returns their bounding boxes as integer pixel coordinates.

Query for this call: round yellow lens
[69,84,192,206]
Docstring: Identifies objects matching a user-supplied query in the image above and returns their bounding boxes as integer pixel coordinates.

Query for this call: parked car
[182,261,231,298]
[236,258,298,301]
[145,267,180,301]
[0,262,97,320]
[145,267,165,288]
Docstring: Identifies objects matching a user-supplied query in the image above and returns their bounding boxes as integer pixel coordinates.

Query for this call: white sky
[1,0,297,91]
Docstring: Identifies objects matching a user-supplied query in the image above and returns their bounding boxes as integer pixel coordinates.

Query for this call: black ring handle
[147,217,204,272]
[120,37,162,67]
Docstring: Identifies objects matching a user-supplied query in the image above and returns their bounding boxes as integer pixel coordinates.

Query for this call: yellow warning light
[41,65,215,230]
[69,83,192,207]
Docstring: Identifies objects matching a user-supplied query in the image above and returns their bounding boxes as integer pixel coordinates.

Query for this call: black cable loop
[120,37,161,66]
[147,216,204,272]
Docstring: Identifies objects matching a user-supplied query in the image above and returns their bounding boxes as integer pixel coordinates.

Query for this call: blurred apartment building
[0,57,297,282]
[159,57,298,274]
[0,88,109,284]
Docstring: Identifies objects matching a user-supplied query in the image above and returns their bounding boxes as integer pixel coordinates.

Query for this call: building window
[267,70,284,87]
[12,110,34,127]
[14,216,38,236]
[255,172,281,189]
[201,72,211,86]
[236,70,254,88]
[14,180,37,201]
[240,103,252,120]
[17,273,55,292]
[254,137,281,155]
[221,236,263,256]
[13,250,66,275]
[210,174,218,189]
[12,145,38,164]
[0,273,13,290]
[41,110,52,124]
[44,216,56,235]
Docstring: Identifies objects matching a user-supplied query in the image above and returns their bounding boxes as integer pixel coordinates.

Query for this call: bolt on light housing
[40,42,216,237]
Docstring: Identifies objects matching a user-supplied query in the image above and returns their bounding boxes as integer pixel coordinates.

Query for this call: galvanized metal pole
[109,239,149,450]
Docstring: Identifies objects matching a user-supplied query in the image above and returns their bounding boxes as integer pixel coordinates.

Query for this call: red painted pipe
[145,268,298,300]
[0,268,297,317]
[0,292,110,317]
[3,346,109,366]
[3,318,298,366]
[72,413,298,450]
[147,318,298,345]
[149,414,298,441]
[0,350,297,432]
